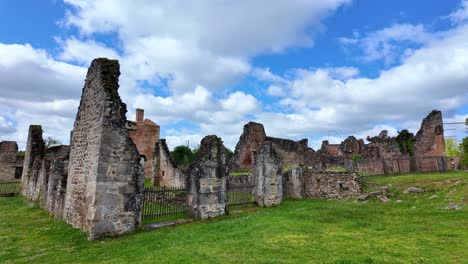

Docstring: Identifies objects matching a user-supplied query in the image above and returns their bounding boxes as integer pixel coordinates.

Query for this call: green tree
[445,138,461,157]
[460,137,468,167]
[171,145,195,167]
[44,137,61,149]
[396,129,414,155]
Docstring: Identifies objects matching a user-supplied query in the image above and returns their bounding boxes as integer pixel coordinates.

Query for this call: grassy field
[0,171,466,263]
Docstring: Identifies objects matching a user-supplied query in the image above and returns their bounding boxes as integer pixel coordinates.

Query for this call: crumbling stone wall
[64,58,144,240]
[128,108,160,178]
[46,159,69,220]
[153,139,186,187]
[231,122,316,169]
[303,171,361,199]
[413,110,445,157]
[0,141,20,181]
[364,130,403,159]
[21,125,45,198]
[231,122,266,169]
[187,135,228,220]
[254,142,283,207]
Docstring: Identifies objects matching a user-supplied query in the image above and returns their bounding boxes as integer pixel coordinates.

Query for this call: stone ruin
[187,135,228,219]
[231,121,316,170]
[0,141,24,181]
[64,58,144,239]
[253,142,283,207]
[127,108,160,178]
[152,139,186,187]
[6,57,448,240]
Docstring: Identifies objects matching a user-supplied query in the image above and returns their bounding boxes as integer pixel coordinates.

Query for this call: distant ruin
[0,141,23,181]
[127,108,160,177]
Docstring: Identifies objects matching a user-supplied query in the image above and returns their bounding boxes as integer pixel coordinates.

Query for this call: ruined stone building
[152,139,186,187]
[231,122,316,170]
[318,110,446,160]
[127,108,160,177]
[0,141,24,181]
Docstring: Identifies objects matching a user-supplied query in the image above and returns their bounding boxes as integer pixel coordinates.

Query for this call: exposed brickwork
[413,110,445,157]
[231,122,266,169]
[152,139,186,187]
[128,108,160,178]
[187,135,228,220]
[64,58,144,240]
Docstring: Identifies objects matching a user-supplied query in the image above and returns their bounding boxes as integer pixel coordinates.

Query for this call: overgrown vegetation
[0,172,466,263]
[395,129,414,156]
[460,137,468,167]
[351,154,362,161]
[171,145,234,167]
[445,138,461,157]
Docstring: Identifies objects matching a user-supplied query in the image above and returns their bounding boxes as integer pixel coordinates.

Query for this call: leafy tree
[395,129,414,156]
[445,138,461,157]
[460,137,468,167]
[225,147,234,160]
[44,137,61,149]
[171,145,196,167]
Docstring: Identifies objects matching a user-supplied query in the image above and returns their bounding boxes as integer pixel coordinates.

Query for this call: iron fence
[142,186,188,222]
[227,175,255,207]
[0,181,21,197]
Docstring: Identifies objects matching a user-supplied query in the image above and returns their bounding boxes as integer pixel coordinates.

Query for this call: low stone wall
[303,171,361,199]
[0,141,21,181]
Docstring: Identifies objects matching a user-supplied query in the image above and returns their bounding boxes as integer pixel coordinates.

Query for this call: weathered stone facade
[253,142,283,207]
[187,135,228,220]
[283,165,305,199]
[231,122,316,169]
[128,108,160,178]
[231,122,266,169]
[152,139,186,187]
[0,141,23,181]
[21,125,45,198]
[46,159,69,220]
[64,58,144,240]
[303,171,361,199]
[413,110,445,157]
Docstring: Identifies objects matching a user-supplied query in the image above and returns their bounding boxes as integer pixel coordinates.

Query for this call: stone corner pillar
[64,58,144,240]
[187,135,228,220]
[254,141,283,207]
[21,125,44,196]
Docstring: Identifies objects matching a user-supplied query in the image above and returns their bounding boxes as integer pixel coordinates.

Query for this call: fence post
[382,158,388,176]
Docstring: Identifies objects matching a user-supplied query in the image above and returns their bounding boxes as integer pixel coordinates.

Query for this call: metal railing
[0,181,21,197]
[142,186,188,222]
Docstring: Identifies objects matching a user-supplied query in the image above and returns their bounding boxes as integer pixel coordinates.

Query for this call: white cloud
[448,0,468,24]
[340,23,434,64]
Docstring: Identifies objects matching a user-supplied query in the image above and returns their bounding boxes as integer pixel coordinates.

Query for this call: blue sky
[0,0,467,150]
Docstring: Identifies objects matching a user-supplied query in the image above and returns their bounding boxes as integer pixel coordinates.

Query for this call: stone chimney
[136,108,144,123]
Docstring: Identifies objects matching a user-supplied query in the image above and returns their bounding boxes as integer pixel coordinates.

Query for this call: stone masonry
[254,142,283,207]
[64,58,144,240]
[127,108,160,178]
[187,135,228,220]
[413,110,445,157]
[21,125,45,198]
[303,171,361,199]
[0,141,22,181]
[152,139,186,187]
[283,165,305,199]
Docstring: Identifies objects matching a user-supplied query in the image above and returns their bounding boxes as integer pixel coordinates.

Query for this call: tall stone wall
[187,135,228,220]
[413,110,445,157]
[64,58,144,240]
[0,141,20,181]
[254,142,283,207]
[46,160,69,220]
[266,136,316,166]
[231,122,266,169]
[153,139,186,187]
[303,171,361,199]
[21,125,45,198]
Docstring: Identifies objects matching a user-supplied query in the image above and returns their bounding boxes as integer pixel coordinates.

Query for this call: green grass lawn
[0,171,467,263]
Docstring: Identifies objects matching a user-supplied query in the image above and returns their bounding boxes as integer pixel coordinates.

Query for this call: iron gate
[142,186,188,222]
[227,175,255,207]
